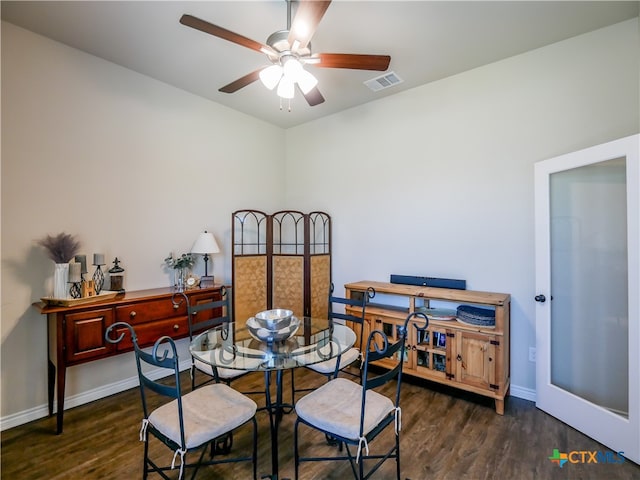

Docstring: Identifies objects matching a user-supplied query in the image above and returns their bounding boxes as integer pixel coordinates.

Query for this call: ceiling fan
[180,0,391,108]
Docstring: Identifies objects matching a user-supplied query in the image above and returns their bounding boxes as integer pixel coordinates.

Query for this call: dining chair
[172,287,250,391]
[291,285,375,404]
[174,287,266,454]
[105,322,258,480]
[293,311,429,480]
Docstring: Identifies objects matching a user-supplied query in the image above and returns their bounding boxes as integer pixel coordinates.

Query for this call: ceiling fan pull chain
[278,97,293,112]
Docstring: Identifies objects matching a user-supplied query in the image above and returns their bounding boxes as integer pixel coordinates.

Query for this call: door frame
[534,134,639,464]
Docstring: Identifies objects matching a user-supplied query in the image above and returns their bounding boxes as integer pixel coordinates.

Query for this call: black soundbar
[390,274,466,290]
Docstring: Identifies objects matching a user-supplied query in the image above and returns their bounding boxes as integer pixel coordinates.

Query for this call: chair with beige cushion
[172,287,249,391]
[105,322,258,480]
[293,311,429,480]
[291,285,374,403]
[174,287,265,456]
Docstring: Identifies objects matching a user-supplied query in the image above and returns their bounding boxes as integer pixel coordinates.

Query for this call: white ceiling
[2,1,638,129]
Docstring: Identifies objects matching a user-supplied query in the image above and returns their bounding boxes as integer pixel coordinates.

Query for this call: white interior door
[534,134,639,464]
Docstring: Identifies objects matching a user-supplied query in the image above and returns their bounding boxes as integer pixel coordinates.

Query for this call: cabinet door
[64,308,115,364]
[348,315,370,355]
[414,325,450,380]
[455,331,496,390]
[368,314,408,369]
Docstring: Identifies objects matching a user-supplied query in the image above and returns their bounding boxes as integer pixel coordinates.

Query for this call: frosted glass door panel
[549,157,628,417]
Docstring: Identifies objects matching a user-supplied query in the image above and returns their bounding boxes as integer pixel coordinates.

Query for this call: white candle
[69,263,81,282]
[93,253,105,265]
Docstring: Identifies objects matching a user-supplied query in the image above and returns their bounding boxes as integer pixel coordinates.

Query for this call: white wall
[1,22,285,422]
[1,17,638,428]
[285,18,639,397]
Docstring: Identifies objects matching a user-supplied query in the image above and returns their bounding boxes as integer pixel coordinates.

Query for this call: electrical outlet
[529,347,537,362]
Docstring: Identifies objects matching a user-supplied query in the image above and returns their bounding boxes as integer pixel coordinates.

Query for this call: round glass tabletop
[189,317,356,372]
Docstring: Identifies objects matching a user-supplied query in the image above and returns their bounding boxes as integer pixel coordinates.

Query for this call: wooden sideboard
[33,286,223,433]
[344,281,510,414]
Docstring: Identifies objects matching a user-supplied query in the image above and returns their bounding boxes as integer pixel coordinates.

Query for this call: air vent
[364,71,403,92]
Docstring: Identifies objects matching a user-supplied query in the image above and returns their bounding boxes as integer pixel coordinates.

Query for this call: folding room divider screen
[231,210,331,326]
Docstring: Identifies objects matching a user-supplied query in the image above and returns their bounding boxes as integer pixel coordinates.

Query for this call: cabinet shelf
[345,281,510,414]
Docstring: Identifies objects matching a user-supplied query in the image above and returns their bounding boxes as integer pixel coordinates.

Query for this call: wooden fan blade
[287,0,331,50]
[180,14,274,55]
[301,86,325,106]
[315,53,391,71]
[219,68,266,93]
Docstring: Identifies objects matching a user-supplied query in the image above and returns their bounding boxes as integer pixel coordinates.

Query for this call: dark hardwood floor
[2,368,639,479]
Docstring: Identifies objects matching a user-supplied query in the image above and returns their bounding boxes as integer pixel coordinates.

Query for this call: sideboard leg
[47,360,55,417]
[495,398,505,415]
[56,365,66,434]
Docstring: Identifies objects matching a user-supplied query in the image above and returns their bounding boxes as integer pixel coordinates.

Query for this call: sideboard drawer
[114,316,189,351]
[188,290,223,328]
[115,297,186,325]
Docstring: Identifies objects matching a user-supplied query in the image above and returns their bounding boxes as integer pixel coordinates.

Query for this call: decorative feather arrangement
[37,233,81,263]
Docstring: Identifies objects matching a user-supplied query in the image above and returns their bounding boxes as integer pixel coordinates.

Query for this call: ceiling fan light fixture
[281,57,317,94]
[297,68,318,94]
[277,77,295,99]
[259,65,283,90]
[282,57,303,81]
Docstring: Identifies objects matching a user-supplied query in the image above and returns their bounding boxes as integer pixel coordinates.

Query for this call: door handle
[535,294,546,303]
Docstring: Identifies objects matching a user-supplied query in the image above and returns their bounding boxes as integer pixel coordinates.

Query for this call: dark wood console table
[33,286,223,434]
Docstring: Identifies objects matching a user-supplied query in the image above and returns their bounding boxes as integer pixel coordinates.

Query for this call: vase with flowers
[164,253,195,291]
[37,233,81,299]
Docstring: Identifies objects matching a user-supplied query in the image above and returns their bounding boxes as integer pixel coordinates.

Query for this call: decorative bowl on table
[254,309,294,330]
[247,311,299,343]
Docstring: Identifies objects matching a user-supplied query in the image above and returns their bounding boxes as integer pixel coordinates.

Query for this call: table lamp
[191,231,220,287]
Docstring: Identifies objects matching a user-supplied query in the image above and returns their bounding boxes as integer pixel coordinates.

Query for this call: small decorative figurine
[82,279,96,298]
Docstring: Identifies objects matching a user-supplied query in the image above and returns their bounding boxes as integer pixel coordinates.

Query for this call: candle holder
[68,262,82,297]
[69,281,81,299]
[92,255,106,295]
[92,266,104,294]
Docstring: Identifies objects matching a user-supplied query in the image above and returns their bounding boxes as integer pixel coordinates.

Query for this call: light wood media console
[344,281,510,414]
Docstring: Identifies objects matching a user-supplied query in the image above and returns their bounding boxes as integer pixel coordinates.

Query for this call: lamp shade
[191,231,220,255]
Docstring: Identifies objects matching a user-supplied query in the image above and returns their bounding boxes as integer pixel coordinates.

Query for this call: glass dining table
[189,316,356,480]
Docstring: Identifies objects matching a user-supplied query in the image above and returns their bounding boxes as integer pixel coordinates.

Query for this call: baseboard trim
[0,359,191,432]
[510,384,536,403]
[2,368,536,431]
